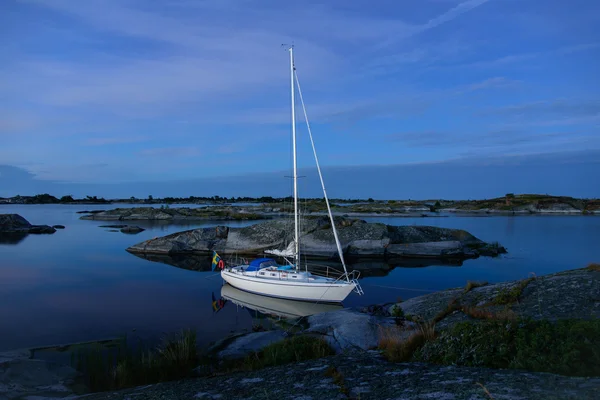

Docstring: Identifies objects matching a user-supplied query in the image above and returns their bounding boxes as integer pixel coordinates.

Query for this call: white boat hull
[221,269,356,303]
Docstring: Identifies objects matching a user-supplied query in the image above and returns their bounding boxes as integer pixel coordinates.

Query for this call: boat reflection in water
[220,283,344,320]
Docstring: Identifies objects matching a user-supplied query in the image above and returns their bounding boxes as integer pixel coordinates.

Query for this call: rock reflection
[128,252,464,277]
[0,232,29,245]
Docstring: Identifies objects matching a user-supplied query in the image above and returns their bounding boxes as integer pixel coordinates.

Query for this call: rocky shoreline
[2,266,598,399]
[76,200,600,223]
[126,217,507,261]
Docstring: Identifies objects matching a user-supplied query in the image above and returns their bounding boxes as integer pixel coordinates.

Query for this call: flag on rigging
[211,251,223,271]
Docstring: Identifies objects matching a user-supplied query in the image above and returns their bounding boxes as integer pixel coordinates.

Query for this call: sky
[1,0,599,199]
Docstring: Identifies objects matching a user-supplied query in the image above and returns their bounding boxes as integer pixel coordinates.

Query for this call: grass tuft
[493,277,535,305]
[433,298,461,324]
[587,263,600,271]
[235,335,334,371]
[461,306,516,321]
[72,329,199,392]
[477,382,495,399]
[464,280,488,293]
[378,320,436,362]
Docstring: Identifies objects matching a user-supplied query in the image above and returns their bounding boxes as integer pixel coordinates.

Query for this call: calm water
[1,204,599,351]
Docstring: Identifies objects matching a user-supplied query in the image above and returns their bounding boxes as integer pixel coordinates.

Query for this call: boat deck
[229,265,338,284]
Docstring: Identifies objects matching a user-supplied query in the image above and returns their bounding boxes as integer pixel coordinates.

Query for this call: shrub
[414,319,600,377]
[390,304,405,318]
[587,263,600,271]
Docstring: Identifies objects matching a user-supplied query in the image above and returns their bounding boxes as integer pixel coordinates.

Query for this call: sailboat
[220,46,364,303]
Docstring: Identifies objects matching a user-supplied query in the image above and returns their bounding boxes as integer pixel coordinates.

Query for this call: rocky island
[79,206,267,221]
[74,194,600,223]
[2,265,598,399]
[0,214,57,235]
[126,217,506,262]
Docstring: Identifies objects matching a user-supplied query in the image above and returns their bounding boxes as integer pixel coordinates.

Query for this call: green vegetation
[413,319,600,377]
[227,335,334,372]
[72,330,199,392]
[390,304,405,318]
[73,331,334,393]
[493,277,535,305]
[380,286,519,364]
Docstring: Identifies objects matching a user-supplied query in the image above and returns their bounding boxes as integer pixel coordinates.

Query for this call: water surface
[1,204,598,351]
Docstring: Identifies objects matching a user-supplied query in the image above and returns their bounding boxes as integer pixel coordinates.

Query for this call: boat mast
[289,46,300,270]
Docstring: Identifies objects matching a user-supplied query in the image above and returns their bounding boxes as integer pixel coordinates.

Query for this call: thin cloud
[455,42,600,69]
[84,136,150,146]
[386,129,589,152]
[479,99,600,118]
[139,146,201,158]
[374,0,491,49]
[457,77,522,94]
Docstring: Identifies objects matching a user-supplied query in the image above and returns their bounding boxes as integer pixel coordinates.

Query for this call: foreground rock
[0,214,56,234]
[3,267,598,399]
[127,217,505,260]
[215,330,287,359]
[209,267,599,361]
[390,266,599,329]
[0,349,82,400]
[307,309,388,351]
[76,350,599,400]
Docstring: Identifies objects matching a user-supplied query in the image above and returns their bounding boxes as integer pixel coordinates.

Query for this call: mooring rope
[363,283,438,293]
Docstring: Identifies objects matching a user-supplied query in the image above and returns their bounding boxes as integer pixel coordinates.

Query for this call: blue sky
[1,0,599,198]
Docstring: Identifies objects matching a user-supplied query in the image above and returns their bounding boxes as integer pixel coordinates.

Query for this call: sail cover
[264,241,295,257]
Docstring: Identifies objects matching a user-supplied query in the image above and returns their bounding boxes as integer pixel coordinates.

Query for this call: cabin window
[271,273,276,277]
[259,272,265,276]
[292,275,297,278]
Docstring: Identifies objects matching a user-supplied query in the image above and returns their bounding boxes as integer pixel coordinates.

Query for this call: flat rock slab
[0,358,80,400]
[395,267,600,329]
[217,330,287,359]
[73,351,600,400]
[307,309,389,351]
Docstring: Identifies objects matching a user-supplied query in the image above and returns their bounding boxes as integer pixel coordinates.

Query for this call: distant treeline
[0,193,377,205]
[2,193,597,206]
[0,194,111,204]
